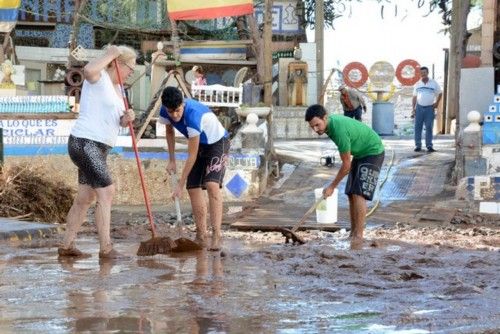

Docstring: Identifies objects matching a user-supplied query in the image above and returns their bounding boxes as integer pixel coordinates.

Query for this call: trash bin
[372,102,394,135]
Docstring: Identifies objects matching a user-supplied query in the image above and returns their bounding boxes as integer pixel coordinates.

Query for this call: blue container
[372,102,394,135]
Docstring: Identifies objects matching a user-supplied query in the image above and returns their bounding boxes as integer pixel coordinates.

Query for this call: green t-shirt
[325,114,384,158]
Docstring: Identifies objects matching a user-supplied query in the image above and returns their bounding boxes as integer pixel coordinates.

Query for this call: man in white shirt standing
[412,66,442,153]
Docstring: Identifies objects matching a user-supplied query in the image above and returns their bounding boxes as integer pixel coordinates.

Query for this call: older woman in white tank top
[58,45,136,259]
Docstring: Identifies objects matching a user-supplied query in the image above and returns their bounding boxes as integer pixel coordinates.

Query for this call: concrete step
[0,218,62,241]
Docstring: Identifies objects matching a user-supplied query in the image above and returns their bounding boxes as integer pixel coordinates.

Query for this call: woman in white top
[192,65,207,85]
[58,45,136,259]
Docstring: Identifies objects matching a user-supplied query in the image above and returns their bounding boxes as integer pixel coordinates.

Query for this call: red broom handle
[113,59,157,237]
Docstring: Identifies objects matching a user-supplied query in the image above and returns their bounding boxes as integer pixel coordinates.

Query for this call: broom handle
[114,59,157,237]
[175,198,182,223]
[171,174,182,224]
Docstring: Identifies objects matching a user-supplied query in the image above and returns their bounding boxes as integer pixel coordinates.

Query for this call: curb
[0,223,64,242]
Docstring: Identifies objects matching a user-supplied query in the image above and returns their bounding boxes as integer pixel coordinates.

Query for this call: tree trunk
[263,0,276,160]
[448,0,471,182]
[169,18,181,71]
[68,0,88,67]
[235,16,249,40]
[247,14,264,84]
[263,0,273,105]
[69,0,87,51]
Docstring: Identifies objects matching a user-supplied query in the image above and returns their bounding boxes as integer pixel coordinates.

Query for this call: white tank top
[71,70,124,147]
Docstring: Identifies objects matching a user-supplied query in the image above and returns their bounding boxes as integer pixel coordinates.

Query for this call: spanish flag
[167,0,254,20]
[0,0,20,33]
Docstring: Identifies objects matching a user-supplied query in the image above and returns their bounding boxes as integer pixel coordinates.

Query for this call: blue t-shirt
[158,98,228,144]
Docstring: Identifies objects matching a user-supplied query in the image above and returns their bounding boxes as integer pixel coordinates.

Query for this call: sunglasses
[121,62,135,71]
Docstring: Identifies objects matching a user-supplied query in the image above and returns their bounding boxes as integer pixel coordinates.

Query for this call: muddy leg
[60,184,95,253]
[189,188,208,248]
[94,184,115,255]
[206,182,222,251]
[348,195,355,237]
[349,194,366,249]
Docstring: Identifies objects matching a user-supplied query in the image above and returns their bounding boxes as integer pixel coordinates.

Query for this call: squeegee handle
[291,197,324,233]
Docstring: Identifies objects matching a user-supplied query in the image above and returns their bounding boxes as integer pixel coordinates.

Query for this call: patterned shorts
[345,152,385,201]
[187,137,230,189]
[68,135,113,188]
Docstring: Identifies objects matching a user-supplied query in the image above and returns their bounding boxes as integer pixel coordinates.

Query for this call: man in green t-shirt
[305,104,385,248]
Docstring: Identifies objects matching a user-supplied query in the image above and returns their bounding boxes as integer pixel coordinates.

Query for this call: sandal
[58,247,91,258]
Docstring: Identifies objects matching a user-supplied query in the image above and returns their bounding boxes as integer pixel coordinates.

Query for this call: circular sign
[369,61,395,87]
[395,59,421,86]
[342,62,368,88]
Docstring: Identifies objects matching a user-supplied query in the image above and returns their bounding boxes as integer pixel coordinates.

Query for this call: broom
[170,174,203,252]
[113,59,175,256]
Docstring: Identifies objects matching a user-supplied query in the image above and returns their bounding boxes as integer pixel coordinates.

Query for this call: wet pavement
[274,135,456,205]
[1,136,499,333]
[233,136,457,230]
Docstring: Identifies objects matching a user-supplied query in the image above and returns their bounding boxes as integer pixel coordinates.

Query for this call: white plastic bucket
[314,188,338,224]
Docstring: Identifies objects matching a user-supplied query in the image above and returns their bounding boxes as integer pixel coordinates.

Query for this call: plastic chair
[233,67,248,87]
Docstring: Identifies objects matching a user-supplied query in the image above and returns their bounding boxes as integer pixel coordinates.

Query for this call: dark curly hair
[305,104,327,122]
[161,86,183,110]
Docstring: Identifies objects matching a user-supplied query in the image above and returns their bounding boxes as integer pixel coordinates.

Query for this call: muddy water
[0,232,499,333]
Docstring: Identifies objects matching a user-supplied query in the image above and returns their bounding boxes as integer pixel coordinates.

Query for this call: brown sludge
[171,237,203,252]
[137,236,177,256]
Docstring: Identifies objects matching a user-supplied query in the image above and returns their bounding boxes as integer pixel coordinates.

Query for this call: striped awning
[166,0,253,20]
[0,0,20,33]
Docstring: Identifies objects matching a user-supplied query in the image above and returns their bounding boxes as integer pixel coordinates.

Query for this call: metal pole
[0,128,3,166]
[442,48,449,134]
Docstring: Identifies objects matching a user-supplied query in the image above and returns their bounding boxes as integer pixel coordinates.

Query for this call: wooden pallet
[231,221,343,233]
[415,207,457,223]
[230,206,347,233]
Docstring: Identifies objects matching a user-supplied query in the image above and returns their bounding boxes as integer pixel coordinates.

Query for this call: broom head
[137,236,177,256]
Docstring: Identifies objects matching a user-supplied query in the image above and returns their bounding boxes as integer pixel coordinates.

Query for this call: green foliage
[80,0,169,32]
[301,0,482,30]
[301,0,355,29]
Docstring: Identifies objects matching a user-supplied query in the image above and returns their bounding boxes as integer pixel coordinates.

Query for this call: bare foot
[58,247,91,259]
[98,249,130,260]
[350,237,364,250]
[208,234,222,251]
[195,233,208,248]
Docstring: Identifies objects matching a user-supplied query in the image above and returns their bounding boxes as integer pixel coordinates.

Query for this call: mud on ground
[34,201,499,332]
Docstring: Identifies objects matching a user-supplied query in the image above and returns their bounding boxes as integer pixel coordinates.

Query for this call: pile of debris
[0,164,74,224]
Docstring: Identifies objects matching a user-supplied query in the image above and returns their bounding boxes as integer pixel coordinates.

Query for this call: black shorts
[345,152,385,201]
[187,137,230,189]
[68,135,113,188]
